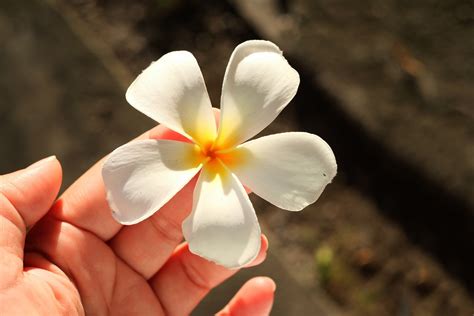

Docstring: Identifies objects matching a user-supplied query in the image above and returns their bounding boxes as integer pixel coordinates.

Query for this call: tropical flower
[102,40,337,268]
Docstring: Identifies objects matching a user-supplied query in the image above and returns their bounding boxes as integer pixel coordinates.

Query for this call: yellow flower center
[192,140,245,177]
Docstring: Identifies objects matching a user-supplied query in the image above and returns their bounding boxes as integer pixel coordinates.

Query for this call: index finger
[50,124,190,240]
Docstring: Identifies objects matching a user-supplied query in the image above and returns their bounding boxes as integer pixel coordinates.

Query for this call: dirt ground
[1,0,473,315]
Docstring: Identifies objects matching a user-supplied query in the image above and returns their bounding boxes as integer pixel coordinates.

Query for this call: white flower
[102,40,337,268]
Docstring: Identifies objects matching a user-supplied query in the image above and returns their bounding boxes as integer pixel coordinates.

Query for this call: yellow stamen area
[188,139,248,180]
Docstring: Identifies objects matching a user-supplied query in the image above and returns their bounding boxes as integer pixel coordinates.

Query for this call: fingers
[50,161,121,241]
[26,216,164,315]
[149,235,268,316]
[50,125,186,241]
[0,156,62,287]
[1,156,62,228]
[216,277,276,316]
[109,176,197,279]
[53,108,218,242]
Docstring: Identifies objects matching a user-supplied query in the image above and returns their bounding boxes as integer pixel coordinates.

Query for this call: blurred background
[1,0,473,315]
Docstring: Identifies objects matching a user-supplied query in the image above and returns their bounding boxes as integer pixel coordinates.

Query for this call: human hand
[0,125,274,315]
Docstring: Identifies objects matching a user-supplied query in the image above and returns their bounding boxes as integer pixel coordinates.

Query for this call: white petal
[216,40,300,148]
[182,162,261,269]
[126,51,216,146]
[229,132,337,211]
[102,139,203,224]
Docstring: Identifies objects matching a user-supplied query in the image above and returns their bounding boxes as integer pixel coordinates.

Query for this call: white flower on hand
[102,40,337,269]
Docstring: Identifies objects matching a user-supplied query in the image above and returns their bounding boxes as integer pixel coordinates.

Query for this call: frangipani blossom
[102,40,337,269]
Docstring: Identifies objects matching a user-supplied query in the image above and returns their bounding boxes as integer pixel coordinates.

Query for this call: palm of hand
[0,127,273,316]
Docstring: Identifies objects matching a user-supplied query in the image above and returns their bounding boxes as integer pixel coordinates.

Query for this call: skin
[0,122,275,315]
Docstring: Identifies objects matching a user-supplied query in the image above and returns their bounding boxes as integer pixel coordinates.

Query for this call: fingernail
[269,279,277,292]
[254,276,277,292]
[27,155,57,169]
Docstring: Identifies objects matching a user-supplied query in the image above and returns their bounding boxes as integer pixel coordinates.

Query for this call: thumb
[0,156,62,287]
[1,156,62,229]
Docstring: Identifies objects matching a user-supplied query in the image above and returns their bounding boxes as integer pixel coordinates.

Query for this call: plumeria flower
[102,40,337,269]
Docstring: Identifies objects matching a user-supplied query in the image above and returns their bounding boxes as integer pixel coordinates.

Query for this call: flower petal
[126,51,216,146]
[216,40,300,148]
[182,162,261,269]
[102,139,203,225]
[229,132,337,211]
